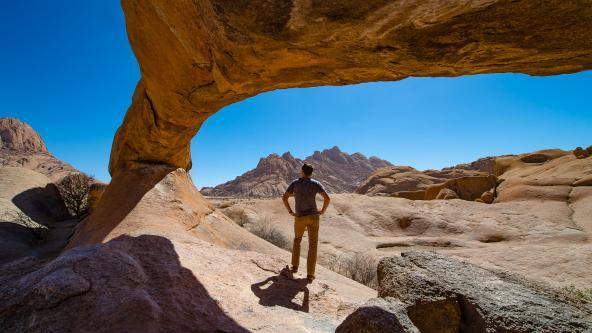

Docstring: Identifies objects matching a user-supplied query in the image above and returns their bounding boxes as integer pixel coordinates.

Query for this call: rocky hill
[0,118,76,181]
[201,146,392,197]
[356,156,501,199]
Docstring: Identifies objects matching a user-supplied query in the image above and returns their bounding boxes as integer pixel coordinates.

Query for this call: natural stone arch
[110,0,592,175]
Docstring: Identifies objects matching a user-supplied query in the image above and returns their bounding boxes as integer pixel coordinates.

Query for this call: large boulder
[424,175,498,201]
[435,188,458,200]
[0,167,70,264]
[337,251,592,332]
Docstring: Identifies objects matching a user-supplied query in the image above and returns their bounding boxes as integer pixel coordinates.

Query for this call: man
[282,163,331,283]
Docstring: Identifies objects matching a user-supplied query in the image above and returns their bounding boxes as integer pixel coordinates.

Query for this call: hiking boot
[306,275,315,283]
[290,266,298,273]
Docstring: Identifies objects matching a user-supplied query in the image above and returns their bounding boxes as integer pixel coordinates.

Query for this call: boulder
[435,188,458,200]
[574,147,590,159]
[480,190,494,204]
[424,176,498,201]
[337,252,592,333]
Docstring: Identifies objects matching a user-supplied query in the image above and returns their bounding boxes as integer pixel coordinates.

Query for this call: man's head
[301,163,313,177]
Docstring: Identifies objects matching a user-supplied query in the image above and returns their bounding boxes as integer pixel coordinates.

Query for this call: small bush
[249,217,290,250]
[328,252,378,289]
[57,173,94,219]
[562,285,592,302]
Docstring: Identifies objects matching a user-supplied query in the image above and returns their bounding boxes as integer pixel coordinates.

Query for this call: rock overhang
[111,0,592,175]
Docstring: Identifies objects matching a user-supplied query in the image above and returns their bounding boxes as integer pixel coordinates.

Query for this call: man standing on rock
[282,163,331,283]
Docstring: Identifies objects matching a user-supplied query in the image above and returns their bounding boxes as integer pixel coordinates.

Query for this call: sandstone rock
[338,252,592,333]
[574,147,590,159]
[88,182,108,213]
[574,176,592,187]
[109,0,592,175]
[203,146,391,197]
[0,167,71,264]
[495,149,592,202]
[390,190,426,200]
[440,156,501,175]
[0,118,47,153]
[0,118,76,181]
[424,175,498,201]
[336,298,418,333]
[357,164,487,197]
[435,188,458,200]
[480,190,494,204]
[3,166,375,332]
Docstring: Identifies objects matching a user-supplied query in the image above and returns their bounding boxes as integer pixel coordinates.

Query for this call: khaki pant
[291,214,320,277]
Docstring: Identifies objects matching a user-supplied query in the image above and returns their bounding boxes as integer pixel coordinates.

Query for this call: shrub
[328,252,378,289]
[249,217,290,250]
[57,173,94,219]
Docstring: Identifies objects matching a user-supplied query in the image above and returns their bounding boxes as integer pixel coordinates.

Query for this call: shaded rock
[424,175,498,201]
[435,188,458,200]
[442,156,500,175]
[480,190,494,204]
[0,167,71,264]
[390,190,426,200]
[574,147,591,159]
[520,153,551,163]
[336,298,418,333]
[88,181,109,213]
[339,251,592,333]
[574,176,592,187]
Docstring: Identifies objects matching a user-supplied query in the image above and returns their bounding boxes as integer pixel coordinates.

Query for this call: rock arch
[110,0,592,175]
[69,0,592,246]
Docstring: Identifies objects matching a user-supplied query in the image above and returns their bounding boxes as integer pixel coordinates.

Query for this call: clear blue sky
[1,1,591,187]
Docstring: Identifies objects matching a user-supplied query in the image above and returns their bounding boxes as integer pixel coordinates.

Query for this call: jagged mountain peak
[201,147,392,197]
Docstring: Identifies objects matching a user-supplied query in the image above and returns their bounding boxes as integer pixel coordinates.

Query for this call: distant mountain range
[200,146,393,197]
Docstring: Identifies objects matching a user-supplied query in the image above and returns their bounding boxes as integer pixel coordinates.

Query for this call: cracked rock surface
[337,251,592,333]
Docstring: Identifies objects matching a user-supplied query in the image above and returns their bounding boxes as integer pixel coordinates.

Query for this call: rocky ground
[215,149,592,290]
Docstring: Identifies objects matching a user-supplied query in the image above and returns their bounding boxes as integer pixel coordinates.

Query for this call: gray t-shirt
[285,178,326,217]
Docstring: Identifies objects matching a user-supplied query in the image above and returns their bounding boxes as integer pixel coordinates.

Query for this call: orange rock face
[111,0,592,175]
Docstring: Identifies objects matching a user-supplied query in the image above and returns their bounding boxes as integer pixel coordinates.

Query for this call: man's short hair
[302,163,313,176]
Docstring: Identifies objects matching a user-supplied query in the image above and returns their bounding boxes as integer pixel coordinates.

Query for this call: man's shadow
[251,266,310,312]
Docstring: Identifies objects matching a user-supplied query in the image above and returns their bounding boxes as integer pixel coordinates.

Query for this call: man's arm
[319,191,331,215]
[283,192,295,216]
